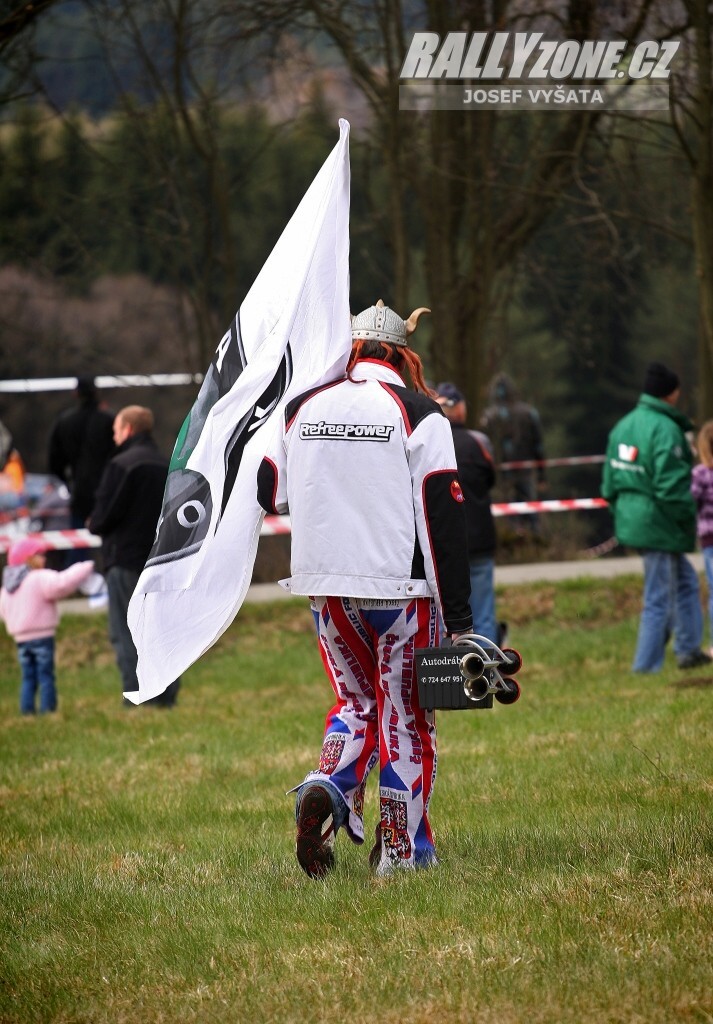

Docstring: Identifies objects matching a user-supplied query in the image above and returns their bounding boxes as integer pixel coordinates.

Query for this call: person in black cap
[436,382,501,645]
[601,362,710,672]
[47,377,116,562]
[642,361,681,399]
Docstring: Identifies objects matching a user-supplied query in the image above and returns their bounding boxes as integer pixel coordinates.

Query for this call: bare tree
[0,0,61,105]
[0,0,58,47]
[20,0,295,367]
[669,0,713,417]
[224,0,658,414]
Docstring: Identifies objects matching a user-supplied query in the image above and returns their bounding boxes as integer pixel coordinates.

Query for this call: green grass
[1,576,711,1023]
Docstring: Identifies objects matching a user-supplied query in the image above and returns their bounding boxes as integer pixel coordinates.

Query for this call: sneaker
[677,649,713,670]
[296,785,336,879]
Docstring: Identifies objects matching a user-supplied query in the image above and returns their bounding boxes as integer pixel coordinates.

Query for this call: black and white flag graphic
[127,120,351,702]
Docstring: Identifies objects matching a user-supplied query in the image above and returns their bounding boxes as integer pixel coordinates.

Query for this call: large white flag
[127,119,351,702]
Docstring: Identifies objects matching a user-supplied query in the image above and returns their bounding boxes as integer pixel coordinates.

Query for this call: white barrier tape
[498,455,605,470]
[0,373,204,393]
[0,500,611,553]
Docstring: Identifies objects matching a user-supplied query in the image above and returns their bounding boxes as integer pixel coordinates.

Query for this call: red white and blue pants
[301,595,441,872]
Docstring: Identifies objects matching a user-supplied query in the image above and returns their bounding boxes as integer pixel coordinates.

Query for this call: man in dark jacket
[601,362,710,672]
[89,405,180,706]
[48,377,115,566]
[436,382,498,644]
[48,377,115,525]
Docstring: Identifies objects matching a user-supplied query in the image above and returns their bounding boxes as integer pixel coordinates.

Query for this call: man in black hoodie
[436,382,499,644]
[89,405,180,707]
[48,376,115,528]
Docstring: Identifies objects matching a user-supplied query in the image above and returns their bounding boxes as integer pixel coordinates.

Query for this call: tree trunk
[687,0,713,419]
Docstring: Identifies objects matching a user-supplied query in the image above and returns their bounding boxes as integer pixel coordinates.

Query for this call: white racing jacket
[257,359,472,633]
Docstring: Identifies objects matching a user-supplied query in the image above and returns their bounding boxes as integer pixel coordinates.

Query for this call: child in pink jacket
[0,537,95,714]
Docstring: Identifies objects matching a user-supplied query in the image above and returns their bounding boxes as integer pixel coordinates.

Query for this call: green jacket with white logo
[601,394,695,553]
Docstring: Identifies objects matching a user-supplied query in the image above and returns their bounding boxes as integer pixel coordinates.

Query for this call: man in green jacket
[601,362,710,672]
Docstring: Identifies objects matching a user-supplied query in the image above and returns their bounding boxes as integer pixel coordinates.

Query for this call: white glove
[78,571,107,597]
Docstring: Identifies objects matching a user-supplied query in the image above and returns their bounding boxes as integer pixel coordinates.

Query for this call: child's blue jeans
[17,636,56,714]
[703,546,713,646]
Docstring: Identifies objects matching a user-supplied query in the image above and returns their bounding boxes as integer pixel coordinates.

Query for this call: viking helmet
[350,299,430,347]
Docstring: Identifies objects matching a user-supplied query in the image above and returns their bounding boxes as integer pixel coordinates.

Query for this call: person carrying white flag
[127,119,352,703]
[257,300,473,878]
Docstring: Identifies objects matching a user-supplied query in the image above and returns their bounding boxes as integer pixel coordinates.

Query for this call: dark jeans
[107,566,181,706]
[18,636,56,714]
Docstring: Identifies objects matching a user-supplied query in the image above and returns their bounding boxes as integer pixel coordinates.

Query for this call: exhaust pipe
[460,652,489,701]
[460,651,485,679]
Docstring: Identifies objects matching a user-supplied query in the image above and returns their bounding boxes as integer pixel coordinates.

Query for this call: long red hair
[347,339,434,396]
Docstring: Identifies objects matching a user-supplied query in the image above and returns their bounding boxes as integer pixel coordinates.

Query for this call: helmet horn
[405,307,431,336]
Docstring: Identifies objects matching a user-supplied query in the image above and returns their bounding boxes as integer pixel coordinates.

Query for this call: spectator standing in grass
[691,420,713,658]
[435,381,500,645]
[0,536,95,714]
[89,405,181,708]
[48,376,115,563]
[480,371,546,534]
[602,362,710,673]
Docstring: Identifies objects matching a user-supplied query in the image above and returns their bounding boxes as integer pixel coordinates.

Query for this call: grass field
[1,575,711,1024]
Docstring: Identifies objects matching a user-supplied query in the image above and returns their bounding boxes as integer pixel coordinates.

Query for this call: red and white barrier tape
[0,528,101,553]
[0,499,611,553]
[498,455,605,470]
[259,516,292,536]
[492,497,609,517]
[261,502,612,531]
